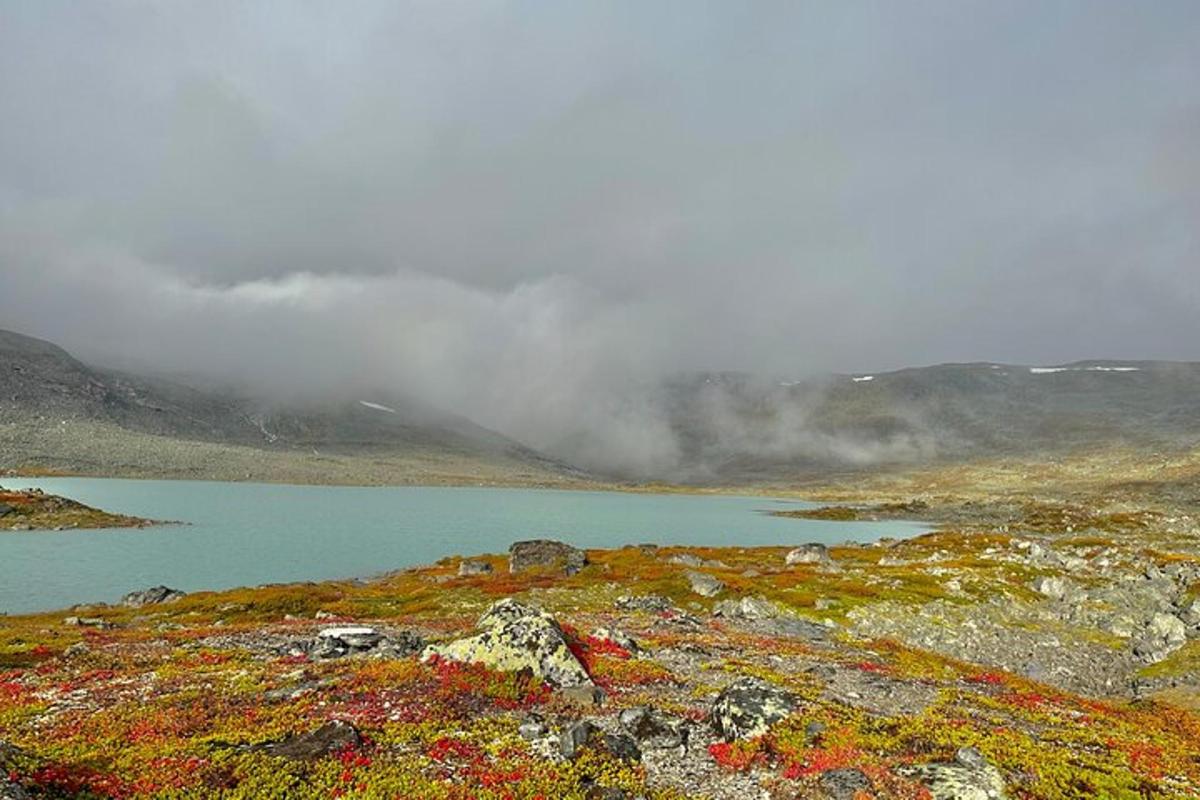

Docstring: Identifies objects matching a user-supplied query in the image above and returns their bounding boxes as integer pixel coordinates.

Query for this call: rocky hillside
[661,361,1200,480]
[0,328,584,485]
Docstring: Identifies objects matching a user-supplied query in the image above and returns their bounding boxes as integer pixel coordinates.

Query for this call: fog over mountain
[2,2,1198,475]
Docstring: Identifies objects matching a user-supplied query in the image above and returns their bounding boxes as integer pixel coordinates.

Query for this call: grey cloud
[1,1,1198,473]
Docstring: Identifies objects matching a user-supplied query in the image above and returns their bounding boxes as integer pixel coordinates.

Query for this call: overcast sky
[1,1,1198,461]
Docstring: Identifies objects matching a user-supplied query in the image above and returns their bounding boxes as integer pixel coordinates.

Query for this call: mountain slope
[660,361,1200,480]
[0,329,584,485]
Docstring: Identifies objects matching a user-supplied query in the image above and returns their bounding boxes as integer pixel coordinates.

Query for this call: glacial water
[0,478,929,614]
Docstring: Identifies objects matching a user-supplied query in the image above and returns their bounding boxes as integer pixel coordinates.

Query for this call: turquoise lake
[0,478,929,614]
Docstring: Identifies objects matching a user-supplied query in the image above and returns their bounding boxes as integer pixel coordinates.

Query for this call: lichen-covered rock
[559,721,641,762]
[1147,612,1187,645]
[615,594,673,612]
[421,598,592,687]
[121,585,186,607]
[1031,576,1070,600]
[509,539,588,575]
[710,677,797,741]
[899,746,1009,800]
[457,559,493,576]
[1134,612,1188,662]
[618,706,687,750]
[685,570,725,597]
[818,767,873,799]
[786,543,831,566]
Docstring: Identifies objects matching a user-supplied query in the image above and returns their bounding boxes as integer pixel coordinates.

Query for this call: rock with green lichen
[421,598,592,687]
[709,676,797,741]
[899,747,1009,800]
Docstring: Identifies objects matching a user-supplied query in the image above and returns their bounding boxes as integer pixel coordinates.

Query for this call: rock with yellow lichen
[421,597,593,687]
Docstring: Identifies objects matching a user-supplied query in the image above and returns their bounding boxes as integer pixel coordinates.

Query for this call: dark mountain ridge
[0,328,579,481]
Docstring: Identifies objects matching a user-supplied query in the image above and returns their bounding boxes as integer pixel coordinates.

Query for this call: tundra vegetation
[2,450,1200,798]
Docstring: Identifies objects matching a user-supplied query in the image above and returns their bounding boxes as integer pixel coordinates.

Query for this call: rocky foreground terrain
[2,497,1199,799]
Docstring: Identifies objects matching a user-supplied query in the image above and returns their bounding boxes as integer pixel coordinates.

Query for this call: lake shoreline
[2,525,1198,798]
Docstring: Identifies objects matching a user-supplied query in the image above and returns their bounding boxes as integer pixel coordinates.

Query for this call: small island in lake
[0,485,160,531]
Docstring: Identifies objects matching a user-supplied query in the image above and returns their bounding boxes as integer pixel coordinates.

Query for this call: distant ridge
[0,328,585,485]
[659,360,1200,480]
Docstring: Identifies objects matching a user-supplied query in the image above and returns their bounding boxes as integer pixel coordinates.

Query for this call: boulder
[818,767,873,799]
[786,543,831,566]
[618,706,687,750]
[509,540,588,575]
[310,626,381,658]
[1147,612,1188,645]
[685,570,725,598]
[710,677,797,741]
[898,746,1008,800]
[1134,612,1188,662]
[0,504,12,518]
[559,721,641,762]
[318,626,382,649]
[1031,576,1070,601]
[121,585,186,607]
[614,594,673,612]
[257,720,361,760]
[421,598,592,687]
[458,559,494,577]
[302,627,423,660]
